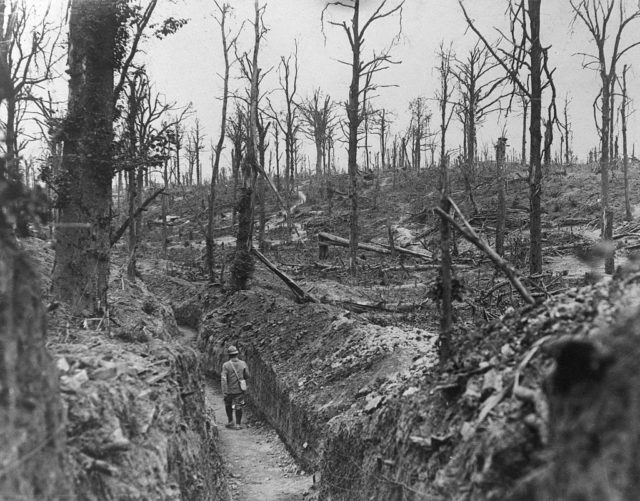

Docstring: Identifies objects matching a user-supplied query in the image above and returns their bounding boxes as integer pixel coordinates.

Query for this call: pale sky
[41,1,640,178]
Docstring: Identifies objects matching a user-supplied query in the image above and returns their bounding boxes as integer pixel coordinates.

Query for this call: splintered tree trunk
[528,0,543,275]
[347,0,361,276]
[522,98,528,166]
[162,156,168,257]
[127,167,136,279]
[495,137,507,256]
[315,139,323,177]
[232,148,239,226]
[52,0,116,316]
[622,66,632,221]
[0,229,70,498]
[439,153,452,363]
[232,184,255,290]
[258,176,266,250]
[601,77,614,274]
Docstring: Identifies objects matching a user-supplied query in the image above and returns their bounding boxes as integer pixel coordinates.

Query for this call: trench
[178,326,314,500]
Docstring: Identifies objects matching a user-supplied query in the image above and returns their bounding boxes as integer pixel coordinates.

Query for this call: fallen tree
[252,248,317,303]
[318,231,432,261]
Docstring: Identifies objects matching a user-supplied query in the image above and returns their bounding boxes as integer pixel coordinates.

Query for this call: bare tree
[495,137,508,255]
[460,0,557,275]
[520,92,529,165]
[407,97,431,170]
[189,118,205,185]
[452,42,505,212]
[206,1,241,281]
[172,121,184,184]
[620,64,632,221]
[558,94,572,166]
[570,0,640,273]
[298,88,337,177]
[371,108,393,170]
[322,0,404,275]
[116,68,187,279]
[231,0,265,290]
[268,42,300,196]
[0,1,63,182]
[435,44,456,362]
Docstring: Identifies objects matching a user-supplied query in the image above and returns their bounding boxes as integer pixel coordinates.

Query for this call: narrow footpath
[204,380,314,501]
[177,326,314,500]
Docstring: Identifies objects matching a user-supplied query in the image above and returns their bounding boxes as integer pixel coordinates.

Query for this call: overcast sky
[78,1,640,177]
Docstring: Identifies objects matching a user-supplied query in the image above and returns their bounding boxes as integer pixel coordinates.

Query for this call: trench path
[178,327,313,500]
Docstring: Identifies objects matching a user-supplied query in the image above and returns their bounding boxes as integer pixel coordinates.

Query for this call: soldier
[221,345,250,429]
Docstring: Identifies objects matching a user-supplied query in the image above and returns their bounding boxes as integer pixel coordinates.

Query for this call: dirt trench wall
[0,234,71,499]
[202,338,323,471]
[58,337,229,501]
[197,287,443,495]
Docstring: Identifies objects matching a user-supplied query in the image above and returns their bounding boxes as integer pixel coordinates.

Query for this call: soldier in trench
[221,345,250,429]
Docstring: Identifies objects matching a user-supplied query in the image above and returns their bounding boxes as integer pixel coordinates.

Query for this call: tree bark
[528,0,543,275]
[347,0,361,276]
[622,65,632,221]
[206,3,232,282]
[521,96,528,166]
[495,137,507,256]
[601,75,614,274]
[52,0,117,316]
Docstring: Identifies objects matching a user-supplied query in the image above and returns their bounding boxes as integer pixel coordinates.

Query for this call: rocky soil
[18,239,230,500]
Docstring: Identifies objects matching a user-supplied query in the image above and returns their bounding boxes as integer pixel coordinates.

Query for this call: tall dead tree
[495,137,507,255]
[558,94,572,165]
[231,0,265,290]
[571,0,640,273]
[268,42,299,196]
[172,121,184,184]
[452,42,505,213]
[407,97,430,170]
[51,0,117,315]
[436,44,456,362]
[118,69,186,278]
[520,92,529,165]
[206,1,240,281]
[322,0,404,275]
[620,64,632,221]
[226,104,246,226]
[372,108,393,170]
[189,118,205,185]
[298,88,336,178]
[0,1,62,183]
[461,0,557,275]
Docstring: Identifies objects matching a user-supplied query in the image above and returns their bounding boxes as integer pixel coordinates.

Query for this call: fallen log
[251,248,317,303]
[318,231,432,261]
[325,299,428,314]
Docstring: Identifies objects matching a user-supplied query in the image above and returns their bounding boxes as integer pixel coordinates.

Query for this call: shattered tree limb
[111,188,164,247]
[434,197,535,305]
[251,248,317,303]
